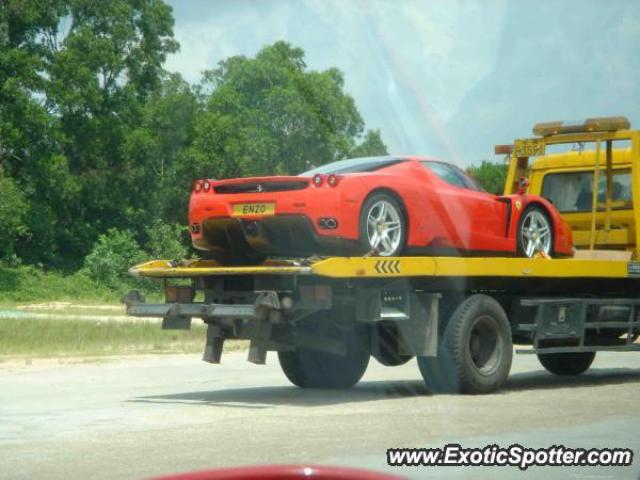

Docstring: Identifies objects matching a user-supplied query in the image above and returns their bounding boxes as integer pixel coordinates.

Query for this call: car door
[422,161,510,252]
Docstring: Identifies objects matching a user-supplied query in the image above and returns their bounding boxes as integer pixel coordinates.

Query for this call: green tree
[189,41,386,180]
[123,73,198,224]
[46,0,178,267]
[350,129,388,157]
[0,1,68,265]
[2,0,179,268]
[466,161,508,194]
[0,0,65,169]
[0,174,28,260]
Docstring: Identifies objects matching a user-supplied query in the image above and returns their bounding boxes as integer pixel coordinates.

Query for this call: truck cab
[502,116,640,256]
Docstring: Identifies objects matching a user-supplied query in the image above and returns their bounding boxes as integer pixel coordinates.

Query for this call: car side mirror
[517,177,530,195]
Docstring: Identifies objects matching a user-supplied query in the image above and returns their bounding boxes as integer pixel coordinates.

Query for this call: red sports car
[189,156,572,263]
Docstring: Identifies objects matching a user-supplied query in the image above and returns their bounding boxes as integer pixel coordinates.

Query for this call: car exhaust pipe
[318,217,338,230]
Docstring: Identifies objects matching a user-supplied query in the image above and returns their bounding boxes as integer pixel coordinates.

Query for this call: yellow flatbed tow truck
[124,117,640,394]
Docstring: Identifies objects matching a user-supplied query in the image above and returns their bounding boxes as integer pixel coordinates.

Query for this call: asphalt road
[1,350,639,480]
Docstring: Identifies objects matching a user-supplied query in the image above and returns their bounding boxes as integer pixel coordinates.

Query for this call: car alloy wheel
[366,199,403,256]
[519,208,552,257]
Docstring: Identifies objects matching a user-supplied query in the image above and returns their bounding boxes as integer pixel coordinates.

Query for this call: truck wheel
[417,294,513,394]
[278,311,370,389]
[537,351,595,376]
[371,322,413,366]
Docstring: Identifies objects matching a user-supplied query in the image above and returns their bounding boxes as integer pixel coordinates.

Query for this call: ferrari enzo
[189,156,573,263]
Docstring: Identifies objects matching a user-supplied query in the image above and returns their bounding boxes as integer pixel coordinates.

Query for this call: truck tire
[371,321,413,366]
[537,351,595,376]
[417,294,513,394]
[278,310,370,389]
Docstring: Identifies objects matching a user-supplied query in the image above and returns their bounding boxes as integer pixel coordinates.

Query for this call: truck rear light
[165,285,195,303]
[298,284,332,305]
[313,174,324,187]
[193,180,203,192]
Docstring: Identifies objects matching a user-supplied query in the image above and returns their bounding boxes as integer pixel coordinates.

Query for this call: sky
[164,0,640,167]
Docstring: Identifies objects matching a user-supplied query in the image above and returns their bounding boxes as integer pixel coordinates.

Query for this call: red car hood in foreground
[151,464,403,480]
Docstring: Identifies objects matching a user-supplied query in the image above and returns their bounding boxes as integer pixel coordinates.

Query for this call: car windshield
[301,157,406,176]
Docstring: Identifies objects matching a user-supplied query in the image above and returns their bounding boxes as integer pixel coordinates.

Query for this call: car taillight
[327,174,340,187]
[203,180,211,192]
[313,174,324,187]
[193,180,203,192]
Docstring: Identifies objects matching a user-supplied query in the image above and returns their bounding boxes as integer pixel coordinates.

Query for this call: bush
[145,219,189,260]
[83,228,146,289]
[0,265,112,303]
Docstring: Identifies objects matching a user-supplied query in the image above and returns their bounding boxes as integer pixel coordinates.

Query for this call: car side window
[449,163,485,191]
[422,161,471,189]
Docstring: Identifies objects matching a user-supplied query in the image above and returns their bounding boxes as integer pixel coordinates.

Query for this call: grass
[0,265,247,359]
[10,304,126,317]
[0,317,246,359]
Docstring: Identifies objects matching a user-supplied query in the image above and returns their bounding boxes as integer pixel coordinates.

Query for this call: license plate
[232,202,276,216]
[513,138,545,157]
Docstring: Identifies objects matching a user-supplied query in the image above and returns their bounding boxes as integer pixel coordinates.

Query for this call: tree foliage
[466,161,508,194]
[350,129,387,158]
[0,174,28,259]
[189,41,387,180]
[83,228,146,289]
[1,0,179,269]
[144,219,188,260]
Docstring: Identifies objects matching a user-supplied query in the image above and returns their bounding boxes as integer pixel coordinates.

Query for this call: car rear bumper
[193,215,361,257]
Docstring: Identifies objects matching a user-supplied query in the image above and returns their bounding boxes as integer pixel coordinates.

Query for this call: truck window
[541,170,632,212]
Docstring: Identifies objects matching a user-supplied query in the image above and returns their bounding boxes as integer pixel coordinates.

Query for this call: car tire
[417,294,513,394]
[359,192,407,257]
[537,351,595,376]
[517,206,554,258]
[278,309,370,389]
